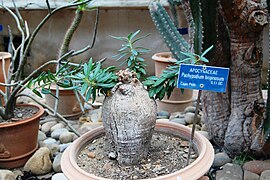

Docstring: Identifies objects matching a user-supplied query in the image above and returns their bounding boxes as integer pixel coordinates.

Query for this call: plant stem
[186,90,201,166]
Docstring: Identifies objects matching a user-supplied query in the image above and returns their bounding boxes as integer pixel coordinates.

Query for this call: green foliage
[69,59,117,102]
[144,46,213,100]
[28,58,118,103]
[111,30,150,80]
[233,153,255,166]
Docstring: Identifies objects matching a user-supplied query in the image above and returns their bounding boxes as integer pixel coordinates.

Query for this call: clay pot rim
[0,52,12,59]
[62,121,214,180]
[152,52,177,63]
[0,104,44,128]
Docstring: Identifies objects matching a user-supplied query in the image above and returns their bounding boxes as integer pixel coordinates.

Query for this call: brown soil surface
[77,132,198,180]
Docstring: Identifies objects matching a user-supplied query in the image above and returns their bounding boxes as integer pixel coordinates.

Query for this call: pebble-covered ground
[1,90,270,180]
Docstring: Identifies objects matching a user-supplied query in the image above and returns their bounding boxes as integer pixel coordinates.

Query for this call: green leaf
[110,35,129,42]
[155,84,164,94]
[32,89,42,98]
[158,88,166,100]
[153,78,166,87]
[81,83,88,94]
[143,79,155,86]
[116,53,128,61]
[201,45,214,57]
[84,63,88,76]
[41,88,51,95]
[85,88,92,101]
[93,63,101,77]
[149,88,156,98]
[131,49,138,56]
[88,58,93,71]
[200,56,209,63]
[132,33,150,44]
[129,30,140,40]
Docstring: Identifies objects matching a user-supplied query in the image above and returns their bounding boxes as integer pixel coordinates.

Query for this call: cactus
[149,2,190,61]
[149,0,217,60]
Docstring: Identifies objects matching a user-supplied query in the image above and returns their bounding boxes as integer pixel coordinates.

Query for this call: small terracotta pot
[0,104,44,169]
[0,52,11,93]
[45,85,82,117]
[61,122,214,180]
[152,52,193,113]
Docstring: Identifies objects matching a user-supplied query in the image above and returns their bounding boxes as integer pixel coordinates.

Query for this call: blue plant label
[0,25,2,32]
[177,64,229,92]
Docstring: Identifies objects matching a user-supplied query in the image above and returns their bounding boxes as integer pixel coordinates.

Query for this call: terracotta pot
[0,104,44,169]
[0,52,11,92]
[152,52,193,113]
[61,121,214,180]
[45,85,82,117]
[0,52,11,104]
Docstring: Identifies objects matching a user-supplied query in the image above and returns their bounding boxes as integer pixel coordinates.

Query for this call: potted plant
[44,0,99,118]
[149,0,193,113]
[30,29,214,179]
[0,0,91,169]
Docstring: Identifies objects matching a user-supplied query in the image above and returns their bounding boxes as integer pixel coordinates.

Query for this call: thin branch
[46,0,52,14]
[74,90,85,113]
[89,8,100,49]
[70,45,91,57]
[20,0,91,79]
[12,0,24,27]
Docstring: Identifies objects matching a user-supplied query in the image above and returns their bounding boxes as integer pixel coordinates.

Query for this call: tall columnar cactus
[149,0,217,59]
[149,2,190,60]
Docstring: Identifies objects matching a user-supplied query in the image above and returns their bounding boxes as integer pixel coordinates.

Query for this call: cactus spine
[149,0,217,59]
[149,2,190,61]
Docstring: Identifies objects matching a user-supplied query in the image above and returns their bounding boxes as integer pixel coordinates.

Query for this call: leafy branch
[144,46,213,100]
[111,30,150,80]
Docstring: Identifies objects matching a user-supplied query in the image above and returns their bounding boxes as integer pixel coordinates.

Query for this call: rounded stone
[47,143,60,156]
[0,170,15,180]
[52,173,68,180]
[24,147,52,175]
[53,153,62,172]
[185,112,201,124]
[243,170,259,180]
[243,160,270,175]
[170,118,186,125]
[41,121,57,133]
[38,130,47,141]
[260,170,270,180]
[197,131,211,140]
[51,128,69,140]
[89,109,102,123]
[59,143,71,153]
[51,123,65,132]
[184,106,196,113]
[59,132,74,144]
[157,111,170,118]
[43,138,57,145]
[78,122,102,135]
[213,152,232,167]
[169,112,185,120]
